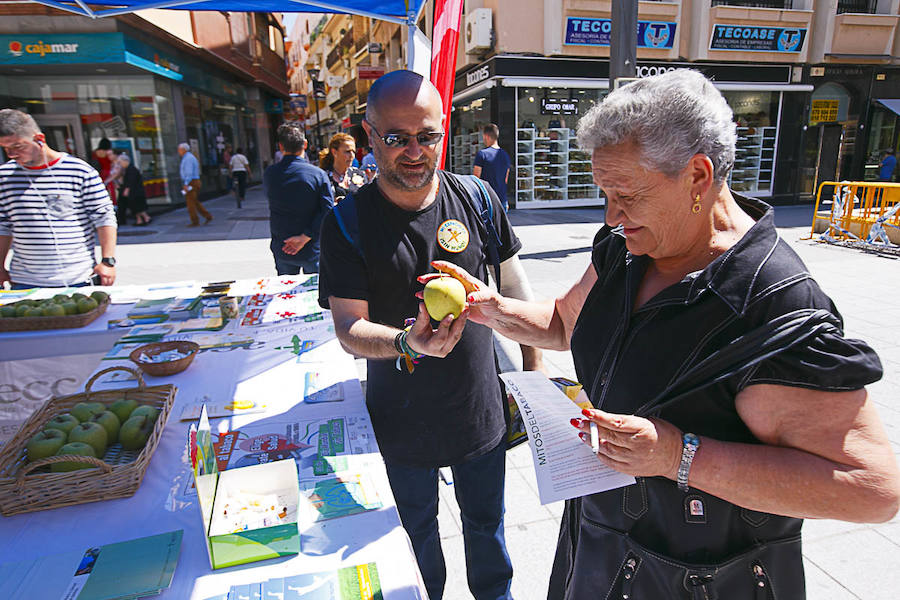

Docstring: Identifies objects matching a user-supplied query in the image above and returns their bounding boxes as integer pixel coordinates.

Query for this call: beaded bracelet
[395,326,425,373]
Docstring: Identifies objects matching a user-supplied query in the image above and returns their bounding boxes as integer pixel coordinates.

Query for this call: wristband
[395,326,425,374]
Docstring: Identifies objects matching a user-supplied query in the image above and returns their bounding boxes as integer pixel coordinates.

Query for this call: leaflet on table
[299,471,383,522]
[229,274,319,297]
[240,291,324,327]
[0,530,182,600]
[211,412,378,480]
[205,562,383,600]
[109,281,200,304]
[499,371,635,505]
[0,288,36,305]
[180,397,268,421]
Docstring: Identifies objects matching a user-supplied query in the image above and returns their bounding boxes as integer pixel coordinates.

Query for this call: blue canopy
[28,0,426,23]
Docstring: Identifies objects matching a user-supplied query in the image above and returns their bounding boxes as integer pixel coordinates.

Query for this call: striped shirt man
[0,154,116,287]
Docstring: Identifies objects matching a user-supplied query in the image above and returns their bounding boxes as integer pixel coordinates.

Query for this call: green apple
[130,405,160,423]
[90,291,109,304]
[0,304,16,318]
[90,410,121,441]
[45,413,80,435]
[76,297,99,314]
[26,429,67,462]
[42,303,66,317]
[23,307,44,317]
[51,442,97,472]
[109,398,138,423]
[119,414,154,450]
[71,293,88,302]
[52,294,70,303]
[61,301,78,315]
[423,276,467,321]
[15,304,31,317]
[67,422,108,457]
[70,401,105,423]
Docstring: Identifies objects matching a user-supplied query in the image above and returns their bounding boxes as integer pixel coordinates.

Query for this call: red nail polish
[581,408,592,418]
[570,418,580,427]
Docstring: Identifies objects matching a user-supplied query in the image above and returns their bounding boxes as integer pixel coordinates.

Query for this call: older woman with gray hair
[422,69,900,598]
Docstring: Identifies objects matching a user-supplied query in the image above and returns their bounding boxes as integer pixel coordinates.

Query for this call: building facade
[0,4,289,205]
[450,0,900,207]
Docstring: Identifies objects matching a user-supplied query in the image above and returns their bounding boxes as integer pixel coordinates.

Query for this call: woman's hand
[571,409,683,479]
[418,261,504,326]
[404,301,469,358]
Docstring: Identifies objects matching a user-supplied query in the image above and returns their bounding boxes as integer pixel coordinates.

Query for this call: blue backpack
[332,174,505,289]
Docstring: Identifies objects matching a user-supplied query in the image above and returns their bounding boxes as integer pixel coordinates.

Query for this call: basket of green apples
[0,291,110,332]
[0,365,176,515]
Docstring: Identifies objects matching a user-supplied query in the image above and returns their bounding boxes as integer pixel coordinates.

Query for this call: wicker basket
[0,366,176,516]
[129,341,200,377]
[0,297,110,332]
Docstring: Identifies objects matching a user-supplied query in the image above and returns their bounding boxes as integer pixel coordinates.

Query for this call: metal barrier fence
[806,181,900,251]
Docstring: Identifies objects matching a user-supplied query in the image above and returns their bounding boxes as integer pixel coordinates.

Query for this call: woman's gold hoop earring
[691,194,702,214]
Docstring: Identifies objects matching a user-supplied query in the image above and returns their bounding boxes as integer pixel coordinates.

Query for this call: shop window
[722,91,780,194]
[711,1,793,7]
[837,0,877,14]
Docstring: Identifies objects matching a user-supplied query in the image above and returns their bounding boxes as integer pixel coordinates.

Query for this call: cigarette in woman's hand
[590,421,600,454]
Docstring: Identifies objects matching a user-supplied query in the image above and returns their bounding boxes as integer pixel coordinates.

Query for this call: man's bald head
[365,70,443,126]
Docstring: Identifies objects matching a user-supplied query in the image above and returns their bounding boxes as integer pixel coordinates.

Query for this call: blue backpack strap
[332,193,364,261]
[459,174,503,290]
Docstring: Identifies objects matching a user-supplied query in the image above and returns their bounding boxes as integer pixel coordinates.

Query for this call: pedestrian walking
[264,122,333,275]
[229,147,251,208]
[178,142,211,227]
[318,70,542,600]
[878,148,896,182]
[361,145,377,182]
[473,123,512,211]
[0,109,117,288]
[116,154,151,226]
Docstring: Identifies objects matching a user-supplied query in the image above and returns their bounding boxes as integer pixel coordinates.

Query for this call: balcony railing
[326,46,341,70]
[837,0,877,14]
[340,28,355,50]
[341,78,357,102]
[711,1,793,7]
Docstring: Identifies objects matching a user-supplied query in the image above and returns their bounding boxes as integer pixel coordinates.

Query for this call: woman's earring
[691,193,702,214]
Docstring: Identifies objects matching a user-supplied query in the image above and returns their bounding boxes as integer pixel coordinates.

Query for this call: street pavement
[117,185,900,599]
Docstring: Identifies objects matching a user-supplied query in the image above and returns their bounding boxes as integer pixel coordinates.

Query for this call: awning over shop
[877,98,900,117]
[27,0,426,23]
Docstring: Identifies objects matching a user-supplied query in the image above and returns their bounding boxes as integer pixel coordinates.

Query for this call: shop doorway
[814,123,843,196]
[33,115,86,160]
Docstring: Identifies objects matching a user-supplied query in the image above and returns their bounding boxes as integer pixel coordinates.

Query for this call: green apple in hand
[423,276,467,321]
[26,429,67,462]
[51,442,97,472]
[130,405,160,423]
[45,413,80,435]
[119,415,154,450]
[67,422,108,458]
[90,411,121,441]
[109,398,138,423]
[70,401,105,423]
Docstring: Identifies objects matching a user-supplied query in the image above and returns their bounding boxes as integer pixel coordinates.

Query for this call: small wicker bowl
[129,341,200,377]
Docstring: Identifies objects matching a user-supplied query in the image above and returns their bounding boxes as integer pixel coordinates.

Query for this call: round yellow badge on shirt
[437,219,469,253]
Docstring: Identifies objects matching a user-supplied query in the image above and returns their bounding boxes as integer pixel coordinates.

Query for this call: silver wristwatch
[676,433,700,492]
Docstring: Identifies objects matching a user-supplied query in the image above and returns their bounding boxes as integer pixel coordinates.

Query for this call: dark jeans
[385,440,513,600]
[233,171,248,198]
[273,255,318,275]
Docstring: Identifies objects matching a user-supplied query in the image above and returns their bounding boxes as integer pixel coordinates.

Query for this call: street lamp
[307,67,323,152]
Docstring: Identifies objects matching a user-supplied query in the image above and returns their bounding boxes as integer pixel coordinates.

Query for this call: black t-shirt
[318,170,522,467]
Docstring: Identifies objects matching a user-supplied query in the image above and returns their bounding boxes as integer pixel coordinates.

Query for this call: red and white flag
[430,0,464,170]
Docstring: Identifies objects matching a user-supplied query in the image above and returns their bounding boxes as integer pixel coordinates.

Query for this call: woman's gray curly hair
[577,69,736,184]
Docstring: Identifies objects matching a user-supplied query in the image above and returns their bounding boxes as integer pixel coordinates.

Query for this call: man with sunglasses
[318,71,539,600]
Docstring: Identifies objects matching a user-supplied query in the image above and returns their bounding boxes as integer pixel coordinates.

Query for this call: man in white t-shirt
[0,109,117,289]
[229,148,251,208]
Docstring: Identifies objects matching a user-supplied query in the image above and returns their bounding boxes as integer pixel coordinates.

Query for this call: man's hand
[404,301,469,358]
[93,263,115,286]
[282,235,311,256]
[0,266,10,290]
[571,409,683,478]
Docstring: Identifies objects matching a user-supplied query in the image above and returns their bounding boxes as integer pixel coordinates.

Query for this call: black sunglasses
[367,122,444,149]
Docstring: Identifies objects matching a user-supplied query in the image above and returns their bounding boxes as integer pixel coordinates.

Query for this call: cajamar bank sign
[8,40,80,58]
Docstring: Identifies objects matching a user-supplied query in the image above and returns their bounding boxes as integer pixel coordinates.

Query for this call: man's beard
[375,150,439,191]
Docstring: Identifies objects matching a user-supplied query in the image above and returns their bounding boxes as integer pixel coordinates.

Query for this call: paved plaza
[116,186,900,599]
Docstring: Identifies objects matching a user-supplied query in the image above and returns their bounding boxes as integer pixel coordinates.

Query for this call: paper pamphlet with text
[500,371,635,505]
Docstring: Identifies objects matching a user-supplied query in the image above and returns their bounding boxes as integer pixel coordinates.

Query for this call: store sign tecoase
[709,25,806,53]
[564,18,676,49]
[541,98,579,116]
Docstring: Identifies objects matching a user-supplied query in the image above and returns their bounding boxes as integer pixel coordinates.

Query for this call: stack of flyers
[103,342,144,361]
[165,297,201,320]
[206,563,382,600]
[127,297,174,319]
[300,472,383,522]
[118,323,176,343]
